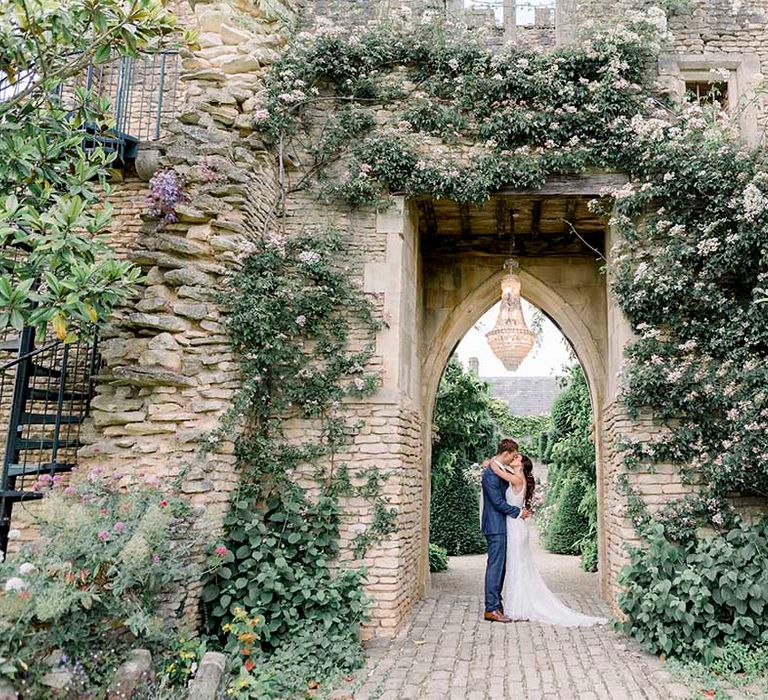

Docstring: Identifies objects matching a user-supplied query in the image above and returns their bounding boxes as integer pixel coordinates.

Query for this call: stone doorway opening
[427,297,601,611]
[410,175,625,604]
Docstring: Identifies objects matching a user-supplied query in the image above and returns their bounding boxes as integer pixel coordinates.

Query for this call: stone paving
[350,528,694,700]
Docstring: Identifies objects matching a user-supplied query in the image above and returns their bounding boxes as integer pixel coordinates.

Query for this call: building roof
[483,376,562,416]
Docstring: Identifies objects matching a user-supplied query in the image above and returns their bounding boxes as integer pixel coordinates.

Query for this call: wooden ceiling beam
[422,233,603,258]
[459,203,472,237]
[563,198,578,235]
[495,172,628,196]
[418,199,438,237]
[530,200,542,238]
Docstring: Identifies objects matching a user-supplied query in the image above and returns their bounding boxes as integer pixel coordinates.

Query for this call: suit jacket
[481,466,521,535]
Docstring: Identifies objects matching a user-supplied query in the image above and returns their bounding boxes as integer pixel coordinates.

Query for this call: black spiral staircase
[0,327,99,552]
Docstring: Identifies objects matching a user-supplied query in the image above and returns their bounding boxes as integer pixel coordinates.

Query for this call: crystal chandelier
[485,258,535,372]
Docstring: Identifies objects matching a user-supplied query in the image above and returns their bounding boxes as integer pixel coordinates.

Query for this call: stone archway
[365,178,634,628]
[419,259,609,596]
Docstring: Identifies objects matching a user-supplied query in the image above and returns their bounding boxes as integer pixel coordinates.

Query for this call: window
[684,80,729,108]
[658,53,761,146]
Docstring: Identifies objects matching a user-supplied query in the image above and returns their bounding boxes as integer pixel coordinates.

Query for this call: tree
[540,365,598,570]
[431,357,499,489]
[0,0,179,338]
[429,357,499,556]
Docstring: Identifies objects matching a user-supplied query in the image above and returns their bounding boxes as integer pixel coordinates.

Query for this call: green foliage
[201,228,388,697]
[578,483,599,572]
[430,460,486,556]
[431,358,499,491]
[428,543,448,573]
[429,358,498,556]
[203,492,369,649]
[256,12,665,207]
[544,474,589,555]
[0,473,196,692]
[538,366,597,569]
[0,0,177,336]
[488,401,549,459]
[617,520,768,661]
[161,635,207,690]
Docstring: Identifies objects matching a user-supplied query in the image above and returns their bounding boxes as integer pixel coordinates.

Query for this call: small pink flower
[97,530,109,542]
[152,555,160,563]
[159,500,169,507]
[64,486,77,496]
[114,522,126,533]
[112,472,123,480]
[215,546,228,556]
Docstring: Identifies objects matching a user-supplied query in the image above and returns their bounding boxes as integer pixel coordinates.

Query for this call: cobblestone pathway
[351,527,694,700]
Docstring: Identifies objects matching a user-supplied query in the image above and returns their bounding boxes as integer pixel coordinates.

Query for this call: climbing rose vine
[249,8,768,521]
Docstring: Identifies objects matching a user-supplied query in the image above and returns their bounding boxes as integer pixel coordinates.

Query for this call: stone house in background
[468,356,564,416]
[3,0,767,638]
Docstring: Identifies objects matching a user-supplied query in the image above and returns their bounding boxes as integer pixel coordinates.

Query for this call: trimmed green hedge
[430,463,486,556]
[544,474,589,556]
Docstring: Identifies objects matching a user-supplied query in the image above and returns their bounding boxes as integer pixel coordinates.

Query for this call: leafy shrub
[488,402,550,460]
[430,463,486,556]
[0,472,196,691]
[578,482,599,572]
[402,100,465,138]
[617,520,768,662]
[432,358,499,492]
[709,641,768,677]
[203,490,370,698]
[544,474,589,555]
[429,543,448,573]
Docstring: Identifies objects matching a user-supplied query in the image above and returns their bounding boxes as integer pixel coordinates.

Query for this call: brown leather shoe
[484,610,512,623]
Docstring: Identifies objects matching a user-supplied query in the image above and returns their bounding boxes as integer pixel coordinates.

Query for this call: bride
[489,454,607,627]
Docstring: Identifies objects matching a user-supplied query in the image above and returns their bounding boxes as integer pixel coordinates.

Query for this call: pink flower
[63,486,77,496]
[97,530,109,542]
[159,500,169,507]
[215,546,228,556]
[114,522,126,533]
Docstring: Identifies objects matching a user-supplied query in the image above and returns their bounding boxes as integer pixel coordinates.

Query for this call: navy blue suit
[481,467,521,612]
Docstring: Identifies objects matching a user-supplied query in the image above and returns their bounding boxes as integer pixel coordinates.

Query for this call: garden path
[347,526,697,700]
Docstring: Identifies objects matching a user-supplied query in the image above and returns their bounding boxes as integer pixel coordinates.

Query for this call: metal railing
[0,51,181,161]
[0,327,100,552]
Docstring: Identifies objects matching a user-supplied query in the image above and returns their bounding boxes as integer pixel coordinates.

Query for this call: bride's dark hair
[522,455,535,510]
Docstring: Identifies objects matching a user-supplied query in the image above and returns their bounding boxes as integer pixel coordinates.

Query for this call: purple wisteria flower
[146,169,190,228]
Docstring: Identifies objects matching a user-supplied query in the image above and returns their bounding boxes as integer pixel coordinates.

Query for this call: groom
[481,438,530,623]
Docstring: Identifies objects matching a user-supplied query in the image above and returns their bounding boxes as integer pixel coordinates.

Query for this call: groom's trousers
[484,534,506,612]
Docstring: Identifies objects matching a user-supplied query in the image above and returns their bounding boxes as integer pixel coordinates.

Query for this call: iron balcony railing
[0,51,181,161]
[0,327,100,552]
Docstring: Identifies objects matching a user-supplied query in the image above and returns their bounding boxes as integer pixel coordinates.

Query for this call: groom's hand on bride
[521,509,532,520]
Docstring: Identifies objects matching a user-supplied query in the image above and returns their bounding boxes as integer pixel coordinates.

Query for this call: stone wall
[83,0,768,637]
[79,0,285,621]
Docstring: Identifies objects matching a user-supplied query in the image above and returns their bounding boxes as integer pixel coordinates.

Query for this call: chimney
[469,357,480,375]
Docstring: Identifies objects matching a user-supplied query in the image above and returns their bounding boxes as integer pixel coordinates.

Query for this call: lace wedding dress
[501,483,608,626]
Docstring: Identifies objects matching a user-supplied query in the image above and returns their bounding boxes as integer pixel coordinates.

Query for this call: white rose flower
[4,577,26,592]
[18,563,36,576]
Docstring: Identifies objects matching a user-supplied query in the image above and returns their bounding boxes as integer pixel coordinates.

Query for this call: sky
[454,300,576,378]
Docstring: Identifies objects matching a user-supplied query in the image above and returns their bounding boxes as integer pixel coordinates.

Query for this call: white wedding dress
[501,483,607,626]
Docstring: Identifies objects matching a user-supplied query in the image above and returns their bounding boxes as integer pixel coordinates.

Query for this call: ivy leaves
[618,521,768,661]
